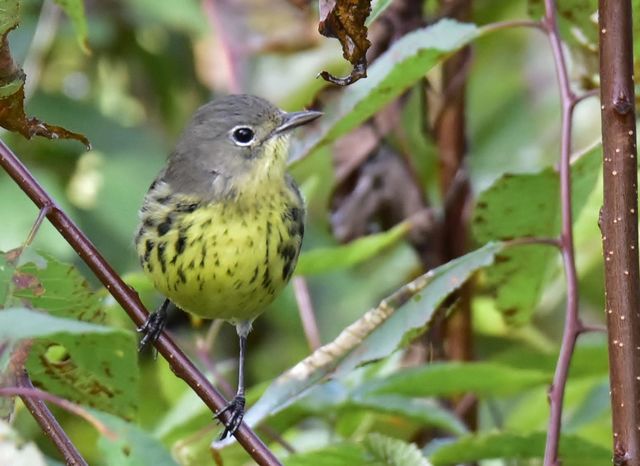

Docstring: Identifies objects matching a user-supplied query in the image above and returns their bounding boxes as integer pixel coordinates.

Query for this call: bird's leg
[216,334,247,439]
[137,298,170,351]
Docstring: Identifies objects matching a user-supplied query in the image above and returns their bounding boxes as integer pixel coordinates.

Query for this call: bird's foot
[137,310,167,351]
[215,395,245,440]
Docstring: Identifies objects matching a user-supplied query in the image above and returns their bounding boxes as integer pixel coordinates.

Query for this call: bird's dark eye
[231,126,255,145]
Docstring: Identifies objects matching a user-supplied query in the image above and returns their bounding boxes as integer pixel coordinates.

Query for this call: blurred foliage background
[0,0,625,465]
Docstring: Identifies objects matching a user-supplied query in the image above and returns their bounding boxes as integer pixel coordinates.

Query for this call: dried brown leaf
[0,31,90,149]
[318,0,372,86]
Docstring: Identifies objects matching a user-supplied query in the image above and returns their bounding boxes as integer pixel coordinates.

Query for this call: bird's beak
[274,110,322,135]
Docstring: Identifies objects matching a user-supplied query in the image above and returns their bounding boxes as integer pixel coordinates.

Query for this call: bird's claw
[215,395,245,440]
[137,311,167,352]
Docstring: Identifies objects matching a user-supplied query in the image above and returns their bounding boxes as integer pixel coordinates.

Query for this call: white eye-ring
[230,126,255,146]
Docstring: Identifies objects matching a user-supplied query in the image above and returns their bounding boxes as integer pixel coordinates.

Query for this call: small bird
[134,94,321,438]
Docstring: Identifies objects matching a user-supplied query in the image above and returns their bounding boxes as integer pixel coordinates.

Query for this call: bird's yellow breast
[135,182,303,323]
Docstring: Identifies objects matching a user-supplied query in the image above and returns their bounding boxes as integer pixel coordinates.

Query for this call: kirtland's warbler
[134,94,321,438]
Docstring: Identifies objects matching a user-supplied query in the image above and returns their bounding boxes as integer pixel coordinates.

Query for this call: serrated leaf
[285,434,431,466]
[291,20,479,163]
[92,410,179,466]
[12,252,104,322]
[285,443,370,466]
[296,222,409,275]
[224,242,504,442]
[471,144,600,324]
[53,0,89,52]
[364,433,431,466]
[426,431,610,466]
[358,362,550,398]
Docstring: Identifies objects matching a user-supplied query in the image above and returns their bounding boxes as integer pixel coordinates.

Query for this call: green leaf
[0,308,116,341]
[347,394,468,435]
[471,144,601,324]
[92,410,180,466]
[231,242,505,438]
[366,0,394,26]
[358,362,550,398]
[53,0,89,52]
[0,0,19,35]
[285,443,370,466]
[528,0,598,49]
[426,431,611,466]
[296,222,409,275]
[12,251,104,322]
[26,331,139,419]
[0,252,139,419]
[286,434,432,466]
[365,433,432,466]
[291,20,479,163]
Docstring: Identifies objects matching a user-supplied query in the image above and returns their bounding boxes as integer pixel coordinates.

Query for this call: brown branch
[436,0,475,431]
[598,1,640,464]
[0,139,282,466]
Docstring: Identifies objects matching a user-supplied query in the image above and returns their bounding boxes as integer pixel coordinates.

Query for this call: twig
[540,1,584,464]
[479,19,545,35]
[598,1,640,464]
[292,277,321,351]
[15,373,88,466]
[3,376,115,442]
[0,140,282,466]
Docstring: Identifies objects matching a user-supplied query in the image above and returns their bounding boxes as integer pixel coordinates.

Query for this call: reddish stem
[540,1,584,464]
[14,372,89,466]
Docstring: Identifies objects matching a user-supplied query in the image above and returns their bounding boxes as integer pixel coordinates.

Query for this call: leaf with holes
[471,144,600,324]
[0,252,139,419]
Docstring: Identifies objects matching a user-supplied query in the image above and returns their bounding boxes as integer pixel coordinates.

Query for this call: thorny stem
[0,139,282,466]
[292,276,322,351]
[540,1,585,465]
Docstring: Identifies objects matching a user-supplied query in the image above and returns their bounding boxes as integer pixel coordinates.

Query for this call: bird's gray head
[163,94,321,197]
